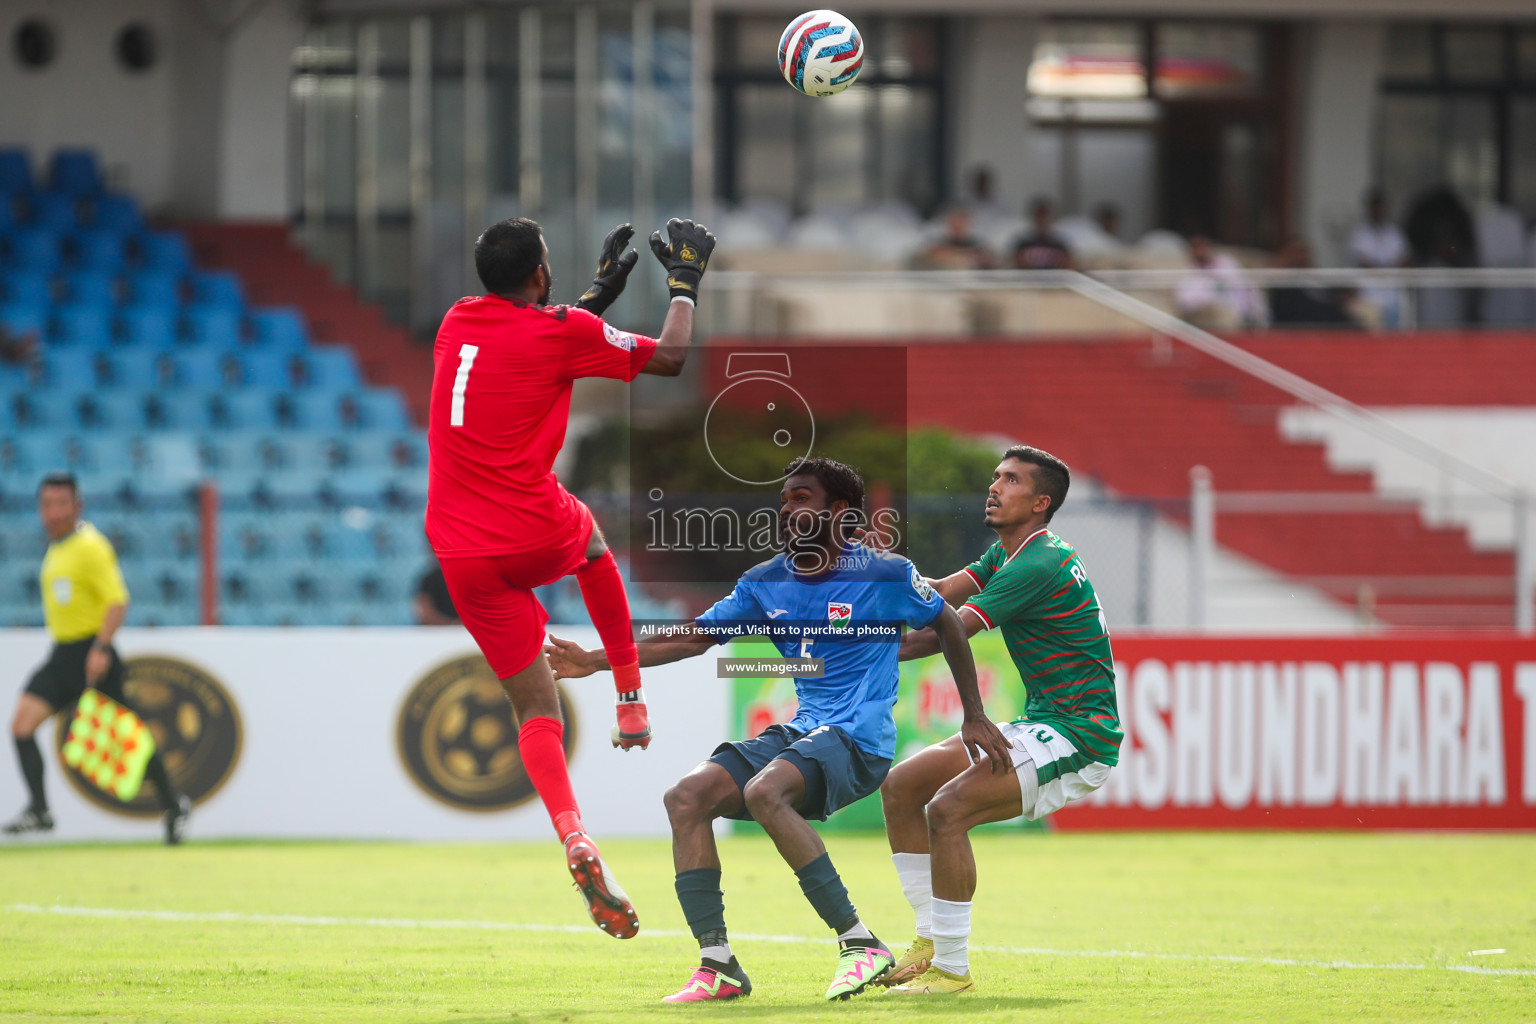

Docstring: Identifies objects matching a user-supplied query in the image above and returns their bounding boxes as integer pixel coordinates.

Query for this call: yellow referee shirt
[39,522,130,643]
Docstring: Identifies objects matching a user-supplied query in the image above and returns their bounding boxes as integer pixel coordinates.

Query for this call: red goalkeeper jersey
[425,296,657,556]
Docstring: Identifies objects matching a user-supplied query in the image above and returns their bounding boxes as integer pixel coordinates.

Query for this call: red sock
[576,550,641,693]
[518,716,582,839]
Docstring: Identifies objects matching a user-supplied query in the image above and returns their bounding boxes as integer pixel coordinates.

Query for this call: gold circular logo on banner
[397,654,578,812]
[55,655,243,818]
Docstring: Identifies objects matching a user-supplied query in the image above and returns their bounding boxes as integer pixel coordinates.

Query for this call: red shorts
[438,505,595,678]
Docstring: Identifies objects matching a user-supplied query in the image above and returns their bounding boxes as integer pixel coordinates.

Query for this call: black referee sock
[15,737,47,814]
[143,753,179,812]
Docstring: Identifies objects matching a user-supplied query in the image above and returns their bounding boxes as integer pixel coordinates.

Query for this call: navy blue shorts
[709,723,892,823]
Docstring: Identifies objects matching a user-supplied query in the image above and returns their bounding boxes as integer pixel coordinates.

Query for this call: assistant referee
[4,473,191,843]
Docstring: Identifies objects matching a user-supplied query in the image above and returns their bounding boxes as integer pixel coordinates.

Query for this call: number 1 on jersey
[450,343,479,427]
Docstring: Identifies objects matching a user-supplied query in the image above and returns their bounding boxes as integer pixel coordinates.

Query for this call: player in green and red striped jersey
[878,445,1122,995]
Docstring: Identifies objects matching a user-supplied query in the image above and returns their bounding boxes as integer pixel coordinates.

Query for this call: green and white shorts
[998,720,1112,821]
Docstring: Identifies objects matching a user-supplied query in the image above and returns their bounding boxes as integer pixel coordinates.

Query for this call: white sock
[929,898,972,975]
[891,852,933,939]
[836,919,874,943]
[617,687,646,704]
[701,941,732,964]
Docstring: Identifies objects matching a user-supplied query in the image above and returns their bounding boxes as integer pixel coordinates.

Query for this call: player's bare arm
[84,601,126,687]
[929,604,1012,772]
[640,218,716,378]
[897,600,985,662]
[546,624,717,678]
[932,570,980,607]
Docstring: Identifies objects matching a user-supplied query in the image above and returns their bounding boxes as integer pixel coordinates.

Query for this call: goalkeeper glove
[574,222,640,316]
[648,218,716,303]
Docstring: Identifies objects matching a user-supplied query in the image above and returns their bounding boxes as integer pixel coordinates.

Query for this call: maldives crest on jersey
[603,322,637,351]
[827,601,853,629]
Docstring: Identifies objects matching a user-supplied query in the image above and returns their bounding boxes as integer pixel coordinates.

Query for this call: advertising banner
[731,635,1536,831]
[0,627,730,841]
[1061,635,1536,830]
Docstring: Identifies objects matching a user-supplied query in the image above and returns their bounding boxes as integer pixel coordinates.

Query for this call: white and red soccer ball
[778,10,864,98]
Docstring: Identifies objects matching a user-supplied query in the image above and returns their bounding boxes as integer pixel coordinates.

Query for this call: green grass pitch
[2,831,1533,1023]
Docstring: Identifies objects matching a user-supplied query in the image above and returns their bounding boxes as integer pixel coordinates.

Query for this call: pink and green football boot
[662,958,752,1002]
[824,939,895,1000]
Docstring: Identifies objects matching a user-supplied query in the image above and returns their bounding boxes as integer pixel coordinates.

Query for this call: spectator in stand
[1094,202,1123,243]
[1010,197,1074,270]
[1405,186,1478,327]
[915,208,996,271]
[962,166,1009,226]
[414,559,460,625]
[1349,188,1409,328]
[1175,235,1266,331]
[1268,238,1357,328]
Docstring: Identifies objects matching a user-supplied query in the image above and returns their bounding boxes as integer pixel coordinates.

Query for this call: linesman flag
[61,689,156,801]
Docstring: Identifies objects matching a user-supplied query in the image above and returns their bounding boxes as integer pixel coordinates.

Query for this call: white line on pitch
[7,904,1533,979]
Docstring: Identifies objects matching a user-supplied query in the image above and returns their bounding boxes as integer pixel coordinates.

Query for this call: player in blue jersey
[547,457,1011,1004]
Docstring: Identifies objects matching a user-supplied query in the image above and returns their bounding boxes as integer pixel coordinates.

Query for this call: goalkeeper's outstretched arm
[639,218,716,378]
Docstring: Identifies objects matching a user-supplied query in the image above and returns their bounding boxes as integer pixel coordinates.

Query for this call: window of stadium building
[1027,19,1288,250]
[1379,22,1536,224]
[290,2,694,338]
[715,14,943,216]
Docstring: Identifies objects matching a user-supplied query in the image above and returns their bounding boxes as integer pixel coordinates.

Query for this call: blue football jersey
[695,543,945,759]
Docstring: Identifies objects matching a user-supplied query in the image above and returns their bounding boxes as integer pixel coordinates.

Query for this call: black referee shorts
[22,637,128,712]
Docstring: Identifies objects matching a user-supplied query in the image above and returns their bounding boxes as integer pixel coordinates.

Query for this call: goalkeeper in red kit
[426,215,714,939]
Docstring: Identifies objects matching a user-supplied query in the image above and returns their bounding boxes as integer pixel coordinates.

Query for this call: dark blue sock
[675,868,727,938]
[794,852,860,934]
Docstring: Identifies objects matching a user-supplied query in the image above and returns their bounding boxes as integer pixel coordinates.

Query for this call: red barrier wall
[1054,635,1536,830]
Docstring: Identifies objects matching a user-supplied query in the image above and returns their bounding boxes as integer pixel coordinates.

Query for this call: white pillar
[1190,466,1214,632]
[1516,491,1534,635]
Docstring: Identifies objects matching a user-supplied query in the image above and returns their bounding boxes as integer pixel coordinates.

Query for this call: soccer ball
[778,10,864,98]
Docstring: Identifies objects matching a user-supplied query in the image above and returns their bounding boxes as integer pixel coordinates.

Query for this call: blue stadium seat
[49,305,114,349]
[89,194,141,234]
[49,150,103,196]
[0,301,47,339]
[74,465,136,494]
[15,435,61,472]
[76,393,146,431]
[190,271,245,309]
[322,467,388,505]
[298,346,361,390]
[41,348,100,391]
[116,307,179,350]
[248,307,308,351]
[1,269,52,306]
[135,230,191,273]
[149,394,214,431]
[61,270,119,306]
[124,269,183,307]
[0,149,32,195]
[99,348,171,390]
[356,389,410,431]
[69,230,128,273]
[290,393,345,432]
[322,523,379,562]
[26,191,78,232]
[4,228,62,272]
[0,198,13,234]
[172,348,234,390]
[237,349,293,389]
[181,306,243,348]
[11,397,68,434]
[256,472,325,506]
[214,392,277,431]
[386,464,428,497]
